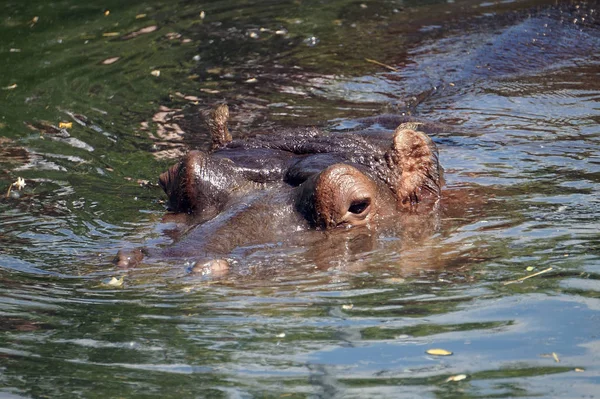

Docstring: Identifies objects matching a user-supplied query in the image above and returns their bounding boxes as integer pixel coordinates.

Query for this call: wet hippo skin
[116,105,445,272]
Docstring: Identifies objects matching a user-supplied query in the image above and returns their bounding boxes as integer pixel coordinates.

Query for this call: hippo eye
[348,198,371,215]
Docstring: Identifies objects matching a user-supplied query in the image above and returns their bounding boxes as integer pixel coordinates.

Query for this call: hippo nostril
[348,198,371,215]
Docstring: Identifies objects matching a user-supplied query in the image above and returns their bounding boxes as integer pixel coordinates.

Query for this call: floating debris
[165,32,182,40]
[5,177,26,198]
[103,276,124,287]
[102,32,120,37]
[101,57,120,65]
[503,267,553,285]
[13,177,25,190]
[151,70,161,77]
[245,77,257,83]
[342,304,354,310]
[383,277,405,284]
[552,352,560,363]
[206,67,222,75]
[3,83,17,90]
[58,122,72,129]
[200,11,206,19]
[445,374,468,382]
[574,368,585,372]
[275,333,286,338]
[200,88,220,94]
[365,58,398,72]
[303,36,319,46]
[9,48,21,53]
[174,92,200,102]
[122,25,158,40]
[104,10,110,16]
[426,348,453,356]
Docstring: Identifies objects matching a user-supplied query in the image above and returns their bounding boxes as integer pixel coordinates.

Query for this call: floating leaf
[103,276,124,287]
[104,10,110,16]
[245,77,258,83]
[175,92,200,102]
[59,122,72,129]
[102,57,120,65]
[102,32,120,37]
[122,25,158,40]
[200,88,220,94]
[383,277,405,284]
[342,304,353,310]
[575,368,585,372]
[3,83,17,90]
[135,14,146,19]
[151,70,160,77]
[445,374,467,382]
[426,349,453,356]
[526,266,535,272]
[552,352,560,363]
[165,32,181,40]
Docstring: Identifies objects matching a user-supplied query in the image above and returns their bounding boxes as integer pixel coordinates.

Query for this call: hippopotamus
[116,104,444,274]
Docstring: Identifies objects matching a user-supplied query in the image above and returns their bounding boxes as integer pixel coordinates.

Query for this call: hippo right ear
[385,126,444,207]
[206,103,231,150]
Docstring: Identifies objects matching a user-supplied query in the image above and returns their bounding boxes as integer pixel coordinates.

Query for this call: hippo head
[159,116,443,230]
[117,108,444,270]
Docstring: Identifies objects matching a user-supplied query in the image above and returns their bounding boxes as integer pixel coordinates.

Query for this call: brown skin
[208,103,231,150]
[116,106,444,271]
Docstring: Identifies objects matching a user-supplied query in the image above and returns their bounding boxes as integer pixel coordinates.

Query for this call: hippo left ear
[385,126,444,207]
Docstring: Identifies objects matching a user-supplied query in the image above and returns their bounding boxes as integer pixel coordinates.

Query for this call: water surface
[1,0,599,397]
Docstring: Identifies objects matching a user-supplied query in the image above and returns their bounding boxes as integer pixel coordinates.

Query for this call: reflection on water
[1,0,599,397]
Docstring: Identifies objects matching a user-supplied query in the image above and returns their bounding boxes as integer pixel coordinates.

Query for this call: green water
[1,0,599,397]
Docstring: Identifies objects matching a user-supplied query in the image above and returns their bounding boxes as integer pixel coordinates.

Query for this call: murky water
[1,0,599,397]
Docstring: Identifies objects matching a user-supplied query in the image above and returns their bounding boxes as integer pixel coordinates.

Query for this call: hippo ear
[385,126,443,207]
[159,156,193,213]
[159,150,244,215]
[206,103,231,150]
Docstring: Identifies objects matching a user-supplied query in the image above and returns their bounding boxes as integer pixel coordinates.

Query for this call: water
[1,0,599,397]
